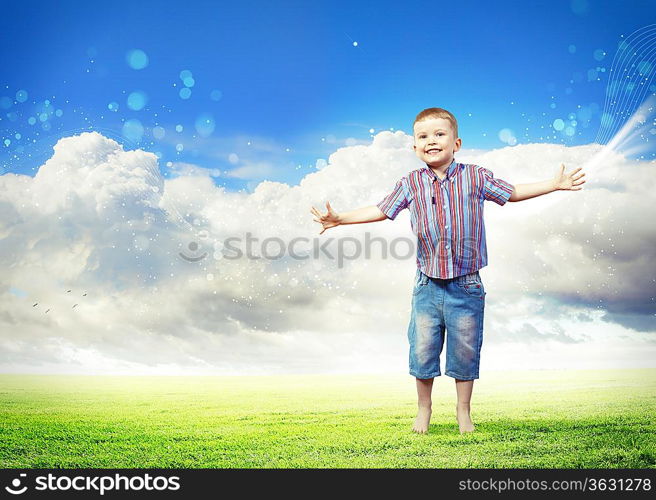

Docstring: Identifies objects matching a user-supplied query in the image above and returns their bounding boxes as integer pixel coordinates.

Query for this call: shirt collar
[422,158,458,181]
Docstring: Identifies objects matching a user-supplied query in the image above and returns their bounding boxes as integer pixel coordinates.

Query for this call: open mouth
[426,149,441,155]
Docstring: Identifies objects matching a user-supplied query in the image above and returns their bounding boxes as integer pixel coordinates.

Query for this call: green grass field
[1,369,654,468]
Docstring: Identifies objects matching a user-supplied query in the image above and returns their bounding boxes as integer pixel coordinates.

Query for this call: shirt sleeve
[482,168,514,206]
[376,179,409,220]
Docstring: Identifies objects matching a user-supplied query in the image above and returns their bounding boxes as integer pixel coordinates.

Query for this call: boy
[311,108,585,434]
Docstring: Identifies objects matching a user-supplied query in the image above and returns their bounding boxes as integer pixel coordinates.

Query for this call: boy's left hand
[554,164,586,191]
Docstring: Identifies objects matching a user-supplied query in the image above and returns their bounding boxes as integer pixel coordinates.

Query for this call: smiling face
[413,117,462,169]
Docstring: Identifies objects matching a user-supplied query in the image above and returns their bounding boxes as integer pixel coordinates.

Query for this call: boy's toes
[412,407,432,434]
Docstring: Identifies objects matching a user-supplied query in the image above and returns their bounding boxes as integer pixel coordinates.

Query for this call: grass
[0,369,654,468]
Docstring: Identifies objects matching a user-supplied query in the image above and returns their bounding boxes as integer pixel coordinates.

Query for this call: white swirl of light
[584,24,656,169]
[595,24,656,145]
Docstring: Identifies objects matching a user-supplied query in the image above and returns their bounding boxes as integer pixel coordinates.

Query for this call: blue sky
[1,0,654,190]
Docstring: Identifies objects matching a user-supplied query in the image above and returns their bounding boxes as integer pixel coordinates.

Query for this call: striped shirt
[377,159,514,279]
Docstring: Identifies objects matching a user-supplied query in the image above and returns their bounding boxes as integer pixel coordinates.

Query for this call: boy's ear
[454,138,462,152]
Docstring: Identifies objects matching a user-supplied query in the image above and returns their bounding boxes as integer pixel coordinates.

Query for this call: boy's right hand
[311,201,340,235]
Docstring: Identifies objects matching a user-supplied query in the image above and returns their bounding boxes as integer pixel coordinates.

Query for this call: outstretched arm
[509,164,585,202]
[311,202,386,235]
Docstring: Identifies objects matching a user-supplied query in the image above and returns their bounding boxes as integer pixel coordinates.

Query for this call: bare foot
[456,403,475,434]
[413,405,432,434]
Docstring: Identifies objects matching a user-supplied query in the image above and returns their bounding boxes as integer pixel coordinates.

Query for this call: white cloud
[0,131,654,375]
[167,161,221,178]
[224,162,274,179]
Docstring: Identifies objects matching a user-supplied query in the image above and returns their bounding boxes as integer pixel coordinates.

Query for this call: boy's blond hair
[413,108,459,137]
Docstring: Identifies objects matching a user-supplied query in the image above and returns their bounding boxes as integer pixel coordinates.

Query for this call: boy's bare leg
[455,379,475,433]
[413,377,433,434]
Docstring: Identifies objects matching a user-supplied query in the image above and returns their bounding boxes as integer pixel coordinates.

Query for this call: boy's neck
[428,157,454,179]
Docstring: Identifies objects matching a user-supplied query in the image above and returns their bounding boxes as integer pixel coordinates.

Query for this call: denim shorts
[407,268,486,380]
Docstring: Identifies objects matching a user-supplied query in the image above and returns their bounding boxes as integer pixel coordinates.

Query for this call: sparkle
[127,91,147,111]
[126,49,149,70]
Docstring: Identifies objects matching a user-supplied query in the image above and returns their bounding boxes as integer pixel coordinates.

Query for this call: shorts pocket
[457,276,485,297]
[412,270,430,295]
